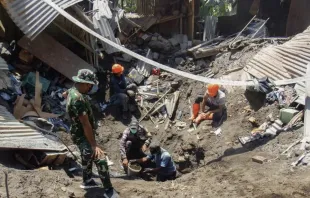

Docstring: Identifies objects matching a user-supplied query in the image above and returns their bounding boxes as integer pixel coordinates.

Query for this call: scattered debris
[213,128,222,136]
[0,1,310,197]
[252,156,267,164]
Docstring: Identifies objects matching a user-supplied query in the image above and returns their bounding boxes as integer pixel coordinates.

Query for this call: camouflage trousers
[78,142,112,189]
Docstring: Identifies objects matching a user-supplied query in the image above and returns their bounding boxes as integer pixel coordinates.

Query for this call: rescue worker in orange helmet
[110,64,137,120]
[189,84,227,127]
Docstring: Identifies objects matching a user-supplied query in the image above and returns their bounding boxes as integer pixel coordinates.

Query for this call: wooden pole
[203,16,208,41]
[188,0,195,40]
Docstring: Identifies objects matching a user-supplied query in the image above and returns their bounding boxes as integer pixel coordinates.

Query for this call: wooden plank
[30,100,59,119]
[13,94,25,119]
[150,103,166,116]
[169,91,180,119]
[18,33,94,80]
[203,16,208,41]
[40,151,67,166]
[35,71,42,108]
[139,88,172,122]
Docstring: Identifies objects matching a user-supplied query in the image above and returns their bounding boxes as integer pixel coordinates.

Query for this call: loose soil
[0,46,308,198]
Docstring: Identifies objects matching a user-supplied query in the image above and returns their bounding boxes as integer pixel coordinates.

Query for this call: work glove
[127,90,135,97]
[143,168,154,173]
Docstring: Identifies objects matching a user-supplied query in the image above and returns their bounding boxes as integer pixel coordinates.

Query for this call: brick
[252,156,267,164]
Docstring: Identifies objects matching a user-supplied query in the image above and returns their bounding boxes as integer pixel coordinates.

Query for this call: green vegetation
[120,0,137,13]
[200,0,235,17]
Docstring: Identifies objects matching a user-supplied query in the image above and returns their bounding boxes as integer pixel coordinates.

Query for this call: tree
[199,0,235,17]
[120,0,137,13]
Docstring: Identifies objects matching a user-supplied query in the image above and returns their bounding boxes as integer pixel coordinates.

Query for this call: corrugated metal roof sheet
[93,0,112,20]
[294,82,306,105]
[3,0,82,40]
[92,0,120,54]
[0,57,9,70]
[244,26,310,81]
[0,105,66,151]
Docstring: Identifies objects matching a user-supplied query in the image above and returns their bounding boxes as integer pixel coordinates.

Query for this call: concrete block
[248,117,256,123]
[152,52,159,60]
[252,156,267,164]
[122,53,133,61]
[141,33,151,41]
[182,35,188,44]
[169,38,179,46]
[280,108,299,124]
[173,34,184,44]
[180,43,188,50]
[151,36,158,41]
[188,41,193,48]
[175,57,184,65]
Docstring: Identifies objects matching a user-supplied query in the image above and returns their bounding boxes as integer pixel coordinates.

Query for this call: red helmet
[112,64,124,74]
[207,84,219,97]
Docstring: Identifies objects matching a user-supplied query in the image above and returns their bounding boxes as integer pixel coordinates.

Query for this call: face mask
[88,84,98,95]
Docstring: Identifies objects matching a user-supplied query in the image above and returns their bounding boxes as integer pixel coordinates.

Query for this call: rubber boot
[189,103,200,120]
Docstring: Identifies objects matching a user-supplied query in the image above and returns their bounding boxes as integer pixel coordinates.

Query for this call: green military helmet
[72,69,98,85]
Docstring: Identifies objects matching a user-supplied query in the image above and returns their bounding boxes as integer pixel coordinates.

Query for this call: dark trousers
[110,93,129,111]
[78,142,112,189]
[109,84,137,112]
[157,171,177,182]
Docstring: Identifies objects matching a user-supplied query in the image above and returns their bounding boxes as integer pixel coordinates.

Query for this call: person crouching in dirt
[109,64,137,120]
[131,141,177,182]
[190,84,227,127]
[64,69,115,195]
[120,120,152,171]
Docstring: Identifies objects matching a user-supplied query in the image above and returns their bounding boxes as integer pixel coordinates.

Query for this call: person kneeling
[120,120,151,172]
[190,84,227,127]
[131,141,176,182]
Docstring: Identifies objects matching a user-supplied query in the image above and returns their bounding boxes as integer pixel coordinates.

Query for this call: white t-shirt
[207,90,226,107]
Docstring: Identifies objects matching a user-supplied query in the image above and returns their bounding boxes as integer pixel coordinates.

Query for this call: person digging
[130,141,177,182]
[109,64,137,120]
[120,120,152,172]
[65,69,115,196]
[190,84,227,127]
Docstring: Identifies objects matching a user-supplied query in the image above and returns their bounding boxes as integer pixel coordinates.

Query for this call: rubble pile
[1,0,310,197]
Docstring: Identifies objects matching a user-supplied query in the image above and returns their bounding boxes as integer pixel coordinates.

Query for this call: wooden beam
[53,22,95,53]
[203,16,208,41]
[169,91,180,119]
[187,0,195,40]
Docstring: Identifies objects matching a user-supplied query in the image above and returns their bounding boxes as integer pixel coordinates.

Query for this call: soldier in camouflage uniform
[65,69,114,195]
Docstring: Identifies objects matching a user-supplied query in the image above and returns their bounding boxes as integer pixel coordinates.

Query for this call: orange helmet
[207,84,219,97]
[112,64,124,74]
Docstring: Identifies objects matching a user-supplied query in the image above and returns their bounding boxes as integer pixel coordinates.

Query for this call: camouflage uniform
[67,69,112,189]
